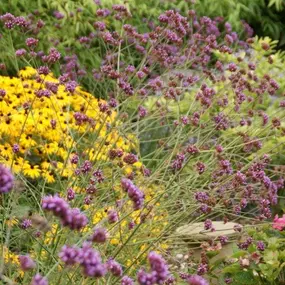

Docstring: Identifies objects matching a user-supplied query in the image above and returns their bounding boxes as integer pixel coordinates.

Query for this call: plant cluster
[0,1,284,285]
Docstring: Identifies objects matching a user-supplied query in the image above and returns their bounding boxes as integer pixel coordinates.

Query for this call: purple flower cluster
[238,237,253,250]
[67,188,75,201]
[42,195,88,230]
[0,164,14,193]
[121,178,145,210]
[21,219,32,229]
[31,273,48,285]
[59,242,107,277]
[26,37,38,48]
[0,13,28,29]
[90,227,107,243]
[171,153,186,171]
[108,209,119,224]
[18,255,36,271]
[107,258,123,276]
[35,89,51,98]
[219,235,229,246]
[137,251,169,285]
[196,162,206,175]
[257,241,265,251]
[123,153,138,165]
[204,219,214,231]
[121,276,135,285]
[187,275,209,285]
[194,192,209,203]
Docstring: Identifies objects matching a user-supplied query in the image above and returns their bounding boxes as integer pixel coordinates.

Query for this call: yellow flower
[42,170,55,183]
[23,164,41,178]
[3,247,20,265]
[0,143,13,159]
[6,217,18,227]
[18,66,37,78]
[41,142,59,155]
[124,166,133,175]
[44,224,59,244]
[110,238,120,245]
[12,157,30,173]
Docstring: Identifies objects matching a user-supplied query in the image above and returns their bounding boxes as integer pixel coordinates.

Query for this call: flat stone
[175,221,241,241]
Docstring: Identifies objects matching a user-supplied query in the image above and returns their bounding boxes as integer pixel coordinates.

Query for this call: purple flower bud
[204,219,214,231]
[62,208,88,230]
[121,178,145,210]
[53,11,64,19]
[47,48,61,64]
[21,219,32,229]
[197,263,208,275]
[187,275,209,285]
[121,276,134,285]
[257,241,265,251]
[228,63,237,72]
[91,227,107,243]
[38,66,50,75]
[196,162,206,174]
[0,89,6,97]
[123,153,138,165]
[219,235,229,245]
[35,89,51,98]
[94,21,106,31]
[81,160,92,174]
[31,273,48,285]
[26,37,39,48]
[70,154,79,164]
[108,210,119,224]
[59,245,80,265]
[42,195,69,217]
[107,259,123,276]
[138,106,147,118]
[0,164,14,193]
[138,251,169,285]
[65,81,77,93]
[18,255,36,271]
[67,188,75,201]
[12,144,20,153]
[128,221,135,229]
[15,49,27,57]
[37,19,45,28]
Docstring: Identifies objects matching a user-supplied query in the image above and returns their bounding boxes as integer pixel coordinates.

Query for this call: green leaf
[206,250,220,258]
[223,263,241,274]
[232,250,248,258]
[233,271,256,284]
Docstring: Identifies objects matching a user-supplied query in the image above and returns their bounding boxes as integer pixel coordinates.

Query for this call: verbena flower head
[137,251,169,284]
[79,242,107,277]
[91,227,108,243]
[187,275,209,285]
[107,258,123,276]
[121,178,145,210]
[59,245,81,266]
[0,164,14,193]
[18,255,36,271]
[42,195,88,230]
[21,219,32,229]
[121,276,134,285]
[31,273,48,285]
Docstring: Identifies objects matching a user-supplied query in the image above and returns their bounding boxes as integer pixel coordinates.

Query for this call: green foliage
[220,226,285,284]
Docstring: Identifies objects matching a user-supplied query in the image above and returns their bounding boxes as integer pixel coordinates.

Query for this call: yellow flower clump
[0,67,135,182]
[2,247,24,278]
